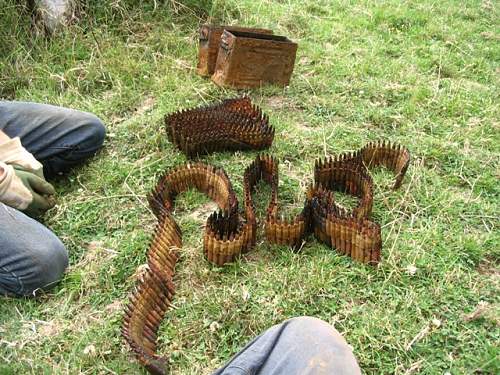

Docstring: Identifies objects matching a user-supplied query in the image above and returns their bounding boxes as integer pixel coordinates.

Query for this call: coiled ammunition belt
[165,97,274,157]
[122,131,410,373]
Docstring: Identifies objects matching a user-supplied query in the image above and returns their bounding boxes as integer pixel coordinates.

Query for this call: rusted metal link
[122,140,410,374]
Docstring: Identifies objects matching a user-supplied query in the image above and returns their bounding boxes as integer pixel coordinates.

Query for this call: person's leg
[0,203,68,296]
[213,316,361,375]
[0,101,105,179]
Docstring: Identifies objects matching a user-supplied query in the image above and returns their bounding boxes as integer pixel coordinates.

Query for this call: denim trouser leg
[0,101,105,296]
[0,204,68,296]
[213,316,361,375]
[0,101,105,178]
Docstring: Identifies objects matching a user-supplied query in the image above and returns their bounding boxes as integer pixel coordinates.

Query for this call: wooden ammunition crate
[211,30,298,89]
[197,25,273,76]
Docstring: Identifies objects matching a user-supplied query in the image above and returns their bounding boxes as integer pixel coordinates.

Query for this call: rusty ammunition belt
[122,137,410,374]
[165,97,274,157]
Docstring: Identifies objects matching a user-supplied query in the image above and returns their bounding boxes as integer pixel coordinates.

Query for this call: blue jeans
[0,101,105,296]
[214,316,361,375]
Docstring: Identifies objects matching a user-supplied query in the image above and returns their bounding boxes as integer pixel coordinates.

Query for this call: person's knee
[81,113,106,151]
[40,111,106,178]
[287,316,350,347]
[288,316,337,333]
[20,238,68,296]
[284,316,360,373]
[35,238,69,289]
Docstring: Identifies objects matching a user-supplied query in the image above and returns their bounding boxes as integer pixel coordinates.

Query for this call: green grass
[0,0,499,374]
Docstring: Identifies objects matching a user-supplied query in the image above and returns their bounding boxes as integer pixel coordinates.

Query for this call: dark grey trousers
[0,101,105,296]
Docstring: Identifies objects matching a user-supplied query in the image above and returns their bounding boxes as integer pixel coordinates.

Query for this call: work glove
[0,162,56,217]
[0,137,44,178]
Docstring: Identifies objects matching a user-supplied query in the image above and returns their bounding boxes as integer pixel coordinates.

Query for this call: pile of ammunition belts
[122,98,410,374]
[165,97,274,157]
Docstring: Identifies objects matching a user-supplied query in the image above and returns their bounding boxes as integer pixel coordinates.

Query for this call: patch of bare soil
[186,201,219,223]
[462,301,499,326]
[477,257,499,278]
[266,96,302,111]
[135,96,156,116]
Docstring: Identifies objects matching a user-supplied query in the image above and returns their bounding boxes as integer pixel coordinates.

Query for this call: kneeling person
[0,101,105,297]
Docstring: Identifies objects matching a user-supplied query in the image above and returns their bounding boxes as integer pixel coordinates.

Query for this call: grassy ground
[0,0,499,374]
